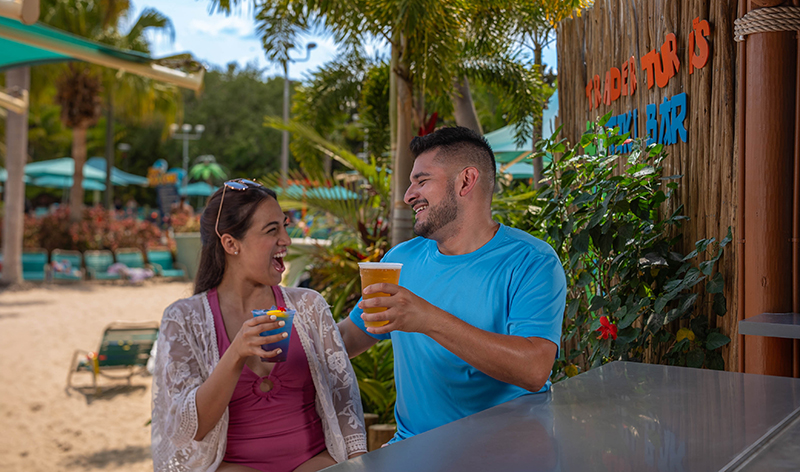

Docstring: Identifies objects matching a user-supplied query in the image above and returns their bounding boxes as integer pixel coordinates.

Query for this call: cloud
[189,16,254,38]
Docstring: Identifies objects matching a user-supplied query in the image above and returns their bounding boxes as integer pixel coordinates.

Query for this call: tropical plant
[494,115,732,380]
[350,340,396,424]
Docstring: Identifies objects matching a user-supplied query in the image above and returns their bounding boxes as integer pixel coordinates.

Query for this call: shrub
[494,116,731,381]
[9,207,165,252]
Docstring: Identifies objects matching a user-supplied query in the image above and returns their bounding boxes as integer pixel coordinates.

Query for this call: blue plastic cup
[252,308,295,362]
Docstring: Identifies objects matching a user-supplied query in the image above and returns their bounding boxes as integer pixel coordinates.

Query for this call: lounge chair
[84,250,121,281]
[114,248,146,269]
[146,248,188,280]
[66,320,159,395]
[114,248,157,283]
[22,248,48,281]
[50,249,83,282]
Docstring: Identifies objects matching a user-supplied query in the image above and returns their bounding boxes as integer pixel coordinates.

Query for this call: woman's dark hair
[194,184,278,294]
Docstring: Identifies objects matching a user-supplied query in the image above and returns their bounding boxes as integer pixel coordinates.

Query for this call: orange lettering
[691,18,710,72]
[621,61,629,96]
[586,81,594,110]
[628,56,637,95]
[641,50,658,89]
[594,74,602,109]
[603,70,612,105]
[660,33,680,82]
[610,68,621,101]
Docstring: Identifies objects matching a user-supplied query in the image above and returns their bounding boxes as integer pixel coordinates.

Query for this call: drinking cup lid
[357,262,403,270]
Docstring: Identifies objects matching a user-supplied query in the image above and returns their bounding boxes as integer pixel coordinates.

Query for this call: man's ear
[458,167,480,197]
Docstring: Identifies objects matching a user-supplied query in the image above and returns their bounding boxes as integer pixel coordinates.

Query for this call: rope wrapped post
[739,2,797,377]
[735,6,800,42]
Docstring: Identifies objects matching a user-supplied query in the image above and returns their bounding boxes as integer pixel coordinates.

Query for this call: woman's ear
[458,166,480,197]
[220,234,239,256]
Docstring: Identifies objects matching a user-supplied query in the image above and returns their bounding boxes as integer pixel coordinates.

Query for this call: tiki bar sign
[585,17,711,151]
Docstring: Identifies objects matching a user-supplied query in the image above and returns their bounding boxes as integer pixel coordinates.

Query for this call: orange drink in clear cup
[358,262,403,328]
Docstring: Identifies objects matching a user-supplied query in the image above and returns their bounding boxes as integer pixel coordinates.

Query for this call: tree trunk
[2,67,29,285]
[390,38,415,247]
[69,126,88,221]
[532,43,544,189]
[104,89,114,210]
[452,75,482,134]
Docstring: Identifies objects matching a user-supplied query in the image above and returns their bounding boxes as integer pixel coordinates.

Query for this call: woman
[151,180,366,471]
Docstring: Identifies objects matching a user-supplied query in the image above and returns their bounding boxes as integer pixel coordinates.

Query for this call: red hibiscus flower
[597,316,618,340]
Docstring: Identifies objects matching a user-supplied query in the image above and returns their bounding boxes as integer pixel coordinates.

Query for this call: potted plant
[172,213,202,281]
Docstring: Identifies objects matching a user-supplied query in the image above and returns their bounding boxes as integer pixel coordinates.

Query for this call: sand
[0,281,194,472]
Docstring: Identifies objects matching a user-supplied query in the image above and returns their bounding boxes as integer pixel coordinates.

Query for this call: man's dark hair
[409,127,496,194]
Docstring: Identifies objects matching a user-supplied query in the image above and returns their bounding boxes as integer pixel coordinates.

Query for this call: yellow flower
[676,328,695,342]
[564,364,579,378]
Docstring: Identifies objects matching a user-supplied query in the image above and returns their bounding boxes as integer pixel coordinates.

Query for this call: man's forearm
[426,308,557,392]
[338,317,379,359]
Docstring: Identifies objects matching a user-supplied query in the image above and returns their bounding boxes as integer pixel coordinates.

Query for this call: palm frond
[125,8,175,46]
[264,117,391,199]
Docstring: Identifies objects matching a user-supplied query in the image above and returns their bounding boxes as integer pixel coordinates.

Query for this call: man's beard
[414,186,458,239]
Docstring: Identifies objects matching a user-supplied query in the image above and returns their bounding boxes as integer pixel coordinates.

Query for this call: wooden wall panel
[557,0,739,370]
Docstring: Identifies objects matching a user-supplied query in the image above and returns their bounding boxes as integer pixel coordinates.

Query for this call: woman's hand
[229,314,287,362]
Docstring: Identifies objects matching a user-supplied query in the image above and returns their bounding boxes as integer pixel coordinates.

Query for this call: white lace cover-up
[151,286,367,471]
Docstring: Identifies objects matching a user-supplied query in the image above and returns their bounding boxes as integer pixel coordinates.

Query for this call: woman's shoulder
[282,286,326,303]
[163,292,208,323]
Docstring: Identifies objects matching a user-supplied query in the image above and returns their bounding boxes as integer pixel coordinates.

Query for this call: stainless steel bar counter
[326,362,800,472]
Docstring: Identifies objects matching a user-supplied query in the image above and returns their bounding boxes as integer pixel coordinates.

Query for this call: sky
[131,0,558,82]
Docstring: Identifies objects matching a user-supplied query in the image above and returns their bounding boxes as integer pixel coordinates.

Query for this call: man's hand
[360,282,557,393]
[359,283,445,335]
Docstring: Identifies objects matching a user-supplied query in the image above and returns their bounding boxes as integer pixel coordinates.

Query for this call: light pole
[169,123,204,190]
[281,42,317,187]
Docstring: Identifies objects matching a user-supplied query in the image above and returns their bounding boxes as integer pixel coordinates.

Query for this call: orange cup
[358,262,403,327]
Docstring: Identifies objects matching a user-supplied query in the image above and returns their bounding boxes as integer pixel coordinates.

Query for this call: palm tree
[189,155,228,184]
[100,8,178,208]
[509,1,592,187]
[212,0,587,245]
[41,0,177,220]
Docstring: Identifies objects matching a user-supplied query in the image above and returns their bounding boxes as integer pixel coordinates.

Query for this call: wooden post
[368,424,396,451]
[363,413,379,431]
[2,67,29,285]
[742,1,796,376]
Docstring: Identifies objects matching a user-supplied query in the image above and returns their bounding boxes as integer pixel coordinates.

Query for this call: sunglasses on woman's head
[215,179,264,239]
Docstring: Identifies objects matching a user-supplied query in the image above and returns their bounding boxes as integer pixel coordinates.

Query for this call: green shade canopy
[24,158,127,185]
[31,175,106,190]
[0,168,29,183]
[86,157,149,187]
[484,90,559,164]
[179,182,218,197]
[497,162,534,180]
[0,17,203,91]
[0,16,149,71]
[273,184,359,200]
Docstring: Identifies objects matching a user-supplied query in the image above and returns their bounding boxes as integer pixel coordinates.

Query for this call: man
[338,126,567,443]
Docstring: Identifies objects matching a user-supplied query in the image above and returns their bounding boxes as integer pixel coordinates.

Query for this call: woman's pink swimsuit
[208,287,326,472]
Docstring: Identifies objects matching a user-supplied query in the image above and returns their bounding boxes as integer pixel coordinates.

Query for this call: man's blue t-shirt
[348,224,566,442]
